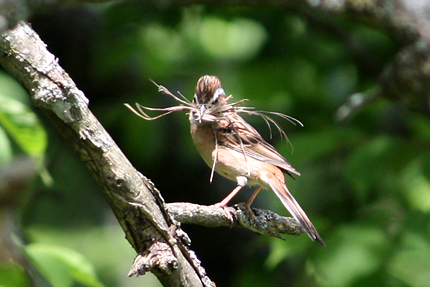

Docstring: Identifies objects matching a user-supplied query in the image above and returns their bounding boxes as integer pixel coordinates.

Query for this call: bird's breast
[190,123,217,168]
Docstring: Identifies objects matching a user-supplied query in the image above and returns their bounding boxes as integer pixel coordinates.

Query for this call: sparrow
[189,75,325,246]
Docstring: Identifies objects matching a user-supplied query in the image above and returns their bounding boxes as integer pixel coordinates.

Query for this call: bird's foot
[213,202,235,224]
[237,202,256,219]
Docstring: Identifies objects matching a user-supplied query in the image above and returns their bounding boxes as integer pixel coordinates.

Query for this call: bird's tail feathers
[268,179,326,247]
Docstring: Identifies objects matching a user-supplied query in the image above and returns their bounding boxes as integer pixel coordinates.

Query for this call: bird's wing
[215,112,300,177]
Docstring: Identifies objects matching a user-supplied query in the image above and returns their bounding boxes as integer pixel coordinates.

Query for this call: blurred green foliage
[1,1,430,287]
[0,262,30,287]
[0,71,47,164]
[26,244,103,287]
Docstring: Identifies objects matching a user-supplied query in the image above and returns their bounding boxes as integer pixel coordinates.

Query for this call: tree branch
[0,158,51,286]
[166,203,305,240]
[0,21,212,287]
[2,1,430,113]
[2,0,430,283]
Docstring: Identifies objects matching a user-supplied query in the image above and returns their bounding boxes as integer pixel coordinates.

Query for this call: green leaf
[199,17,267,61]
[285,126,364,164]
[26,244,104,287]
[264,237,297,269]
[344,135,394,201]
[388,232,430,286]
[0,262,30,287]
[314,225,389,287]
[400,154,430,212]
[0,96,47,160]
[0,71,29,104]
[0,125,12,164]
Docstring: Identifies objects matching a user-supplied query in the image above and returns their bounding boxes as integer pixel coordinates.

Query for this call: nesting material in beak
[199,105,207,123]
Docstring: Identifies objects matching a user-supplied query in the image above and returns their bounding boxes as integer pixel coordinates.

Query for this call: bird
[189,75,325,247]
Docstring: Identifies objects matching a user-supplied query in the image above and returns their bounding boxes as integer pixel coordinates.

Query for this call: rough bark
[167,203,305,240]
[0,21,309,287]
[0,22,212,287]
[14,0,429,114]
[2,0,430,285]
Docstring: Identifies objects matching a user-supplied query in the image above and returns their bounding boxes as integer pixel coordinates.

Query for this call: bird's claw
[213,202,236,225]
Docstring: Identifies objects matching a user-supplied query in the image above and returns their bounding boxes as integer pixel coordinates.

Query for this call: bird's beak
[199,105,207,123]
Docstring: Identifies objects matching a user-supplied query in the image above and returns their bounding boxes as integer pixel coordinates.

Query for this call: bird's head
[192,75,227,122]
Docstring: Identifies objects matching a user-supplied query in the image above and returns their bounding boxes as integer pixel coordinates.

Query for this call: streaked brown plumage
[189,75,325,247]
